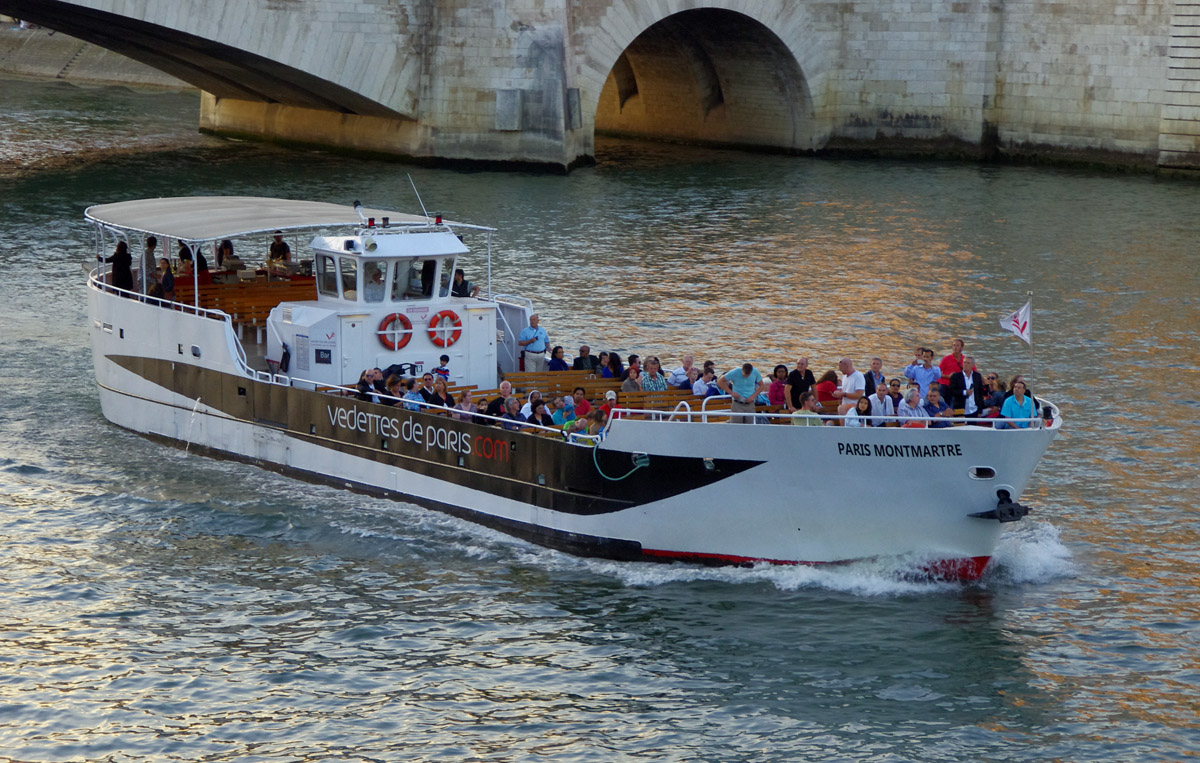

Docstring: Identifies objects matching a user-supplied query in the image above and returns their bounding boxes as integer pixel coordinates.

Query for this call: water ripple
[0,80,1198,762]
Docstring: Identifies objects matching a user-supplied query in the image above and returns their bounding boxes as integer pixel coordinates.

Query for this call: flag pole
[1028,290,1040,423]
[1027,290,1035,386]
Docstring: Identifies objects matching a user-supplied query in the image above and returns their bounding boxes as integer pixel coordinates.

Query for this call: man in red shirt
[599,389,620,420]
[938,338,965,389]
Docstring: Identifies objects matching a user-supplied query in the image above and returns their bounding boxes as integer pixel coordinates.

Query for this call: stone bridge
[2,0,1198,171]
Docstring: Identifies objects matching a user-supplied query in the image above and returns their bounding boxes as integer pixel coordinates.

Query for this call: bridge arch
[584,6,820,154]
[0,0,415,120]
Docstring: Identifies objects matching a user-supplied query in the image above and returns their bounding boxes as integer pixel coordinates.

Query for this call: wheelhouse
[84,197,532,391]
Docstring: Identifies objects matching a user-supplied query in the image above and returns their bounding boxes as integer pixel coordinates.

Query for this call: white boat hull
[84,190,1059,583]
[90,283,1056,580]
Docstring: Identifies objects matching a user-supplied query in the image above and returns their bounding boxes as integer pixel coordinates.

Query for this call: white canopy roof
[84,196,484,243]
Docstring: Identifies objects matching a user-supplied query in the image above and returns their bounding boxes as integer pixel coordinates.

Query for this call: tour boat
[85,196,1060,581]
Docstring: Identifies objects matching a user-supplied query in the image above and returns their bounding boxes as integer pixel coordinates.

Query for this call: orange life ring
[377,313,413,350]
[428,310,463,348]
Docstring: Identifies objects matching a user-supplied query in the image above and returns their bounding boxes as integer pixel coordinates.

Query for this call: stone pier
[0,0,1197,172]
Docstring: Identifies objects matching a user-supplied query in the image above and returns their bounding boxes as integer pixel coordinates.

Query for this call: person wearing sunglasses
[886,378,904,413]
[980,373,1006,418]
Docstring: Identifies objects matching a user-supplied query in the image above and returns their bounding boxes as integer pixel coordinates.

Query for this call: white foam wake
[323,495,1077,596]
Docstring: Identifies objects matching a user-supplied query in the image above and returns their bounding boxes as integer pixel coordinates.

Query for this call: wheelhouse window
[316,254,338,296]
[439,258,457,296]
[393,257,455,299]
[390,259,408,301]
[362,260,386,303]
[339,257,358,300]
[397,259,435,299]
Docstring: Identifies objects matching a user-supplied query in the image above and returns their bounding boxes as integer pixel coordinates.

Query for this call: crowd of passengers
[354,357,613,441]
[99,233,298,300]
[352,338,1045,437]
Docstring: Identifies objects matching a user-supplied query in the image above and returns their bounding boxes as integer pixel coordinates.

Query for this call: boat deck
[242,334,271,373]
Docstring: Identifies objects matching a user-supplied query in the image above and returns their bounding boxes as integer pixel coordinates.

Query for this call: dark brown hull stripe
[109,356,763,517]
[134,426,648,561]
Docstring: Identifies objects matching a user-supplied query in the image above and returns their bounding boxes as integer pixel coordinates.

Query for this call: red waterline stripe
[922,555,992,581]
[642,548,811,566]
[641,549,992,582]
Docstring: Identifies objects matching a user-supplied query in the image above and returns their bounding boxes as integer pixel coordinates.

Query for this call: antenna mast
[408,174,431,221]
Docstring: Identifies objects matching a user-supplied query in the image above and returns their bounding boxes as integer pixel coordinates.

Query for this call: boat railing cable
[88,271,229,323]
[492,294,534,310]
[88,272,289,387]
[224,318,252,373]
[592,445,649,481]
[617,399,1054,428]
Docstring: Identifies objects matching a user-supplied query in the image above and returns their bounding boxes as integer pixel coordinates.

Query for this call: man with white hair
[667,355,695,387]
[898,388,930,422]
[484,380,513,422]
[832,358,866,415]
[501,397,526,431]
[518,314,550,372]
[948,355,986,417]
[867,381,895,426]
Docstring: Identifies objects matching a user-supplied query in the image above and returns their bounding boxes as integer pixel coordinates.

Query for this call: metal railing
[89,269,227,322]
[624,393,1057,429]
[90,269,263,381]
[491,294,533,372]
[91,271,1055,434]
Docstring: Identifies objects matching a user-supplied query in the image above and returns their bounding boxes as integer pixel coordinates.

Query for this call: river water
[0,78,1197,762]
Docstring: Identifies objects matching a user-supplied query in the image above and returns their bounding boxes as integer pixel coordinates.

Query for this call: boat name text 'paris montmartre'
[838,442,964,458]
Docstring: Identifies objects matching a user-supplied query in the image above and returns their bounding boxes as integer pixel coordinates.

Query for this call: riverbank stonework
[0,26,186,89]
[1,1,1196,172]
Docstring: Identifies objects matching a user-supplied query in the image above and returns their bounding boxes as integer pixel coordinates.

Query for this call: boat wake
[329,497,1077,597]
[985,519,1078,584]
[517,526,1076,596]
[155,459,1076,597]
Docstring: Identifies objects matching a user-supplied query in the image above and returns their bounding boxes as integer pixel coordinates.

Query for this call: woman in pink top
[768,364,788,406]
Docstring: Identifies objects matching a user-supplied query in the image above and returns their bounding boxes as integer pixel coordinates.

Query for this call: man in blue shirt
[904,348,940,398]
[518,314,550,372]
[922,385,955,428]
[502,397,527,431]
[718,362,767,424]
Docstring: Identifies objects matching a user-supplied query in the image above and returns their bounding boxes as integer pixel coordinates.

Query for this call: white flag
[1000,301,1032,345]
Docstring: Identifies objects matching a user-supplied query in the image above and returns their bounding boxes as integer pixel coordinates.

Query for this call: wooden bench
[175,277,316,343]
[618,388,694,413]
[503,370,596,396]
[502,372,626,406]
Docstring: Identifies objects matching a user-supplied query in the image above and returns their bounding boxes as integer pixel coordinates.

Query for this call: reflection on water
[0,78,210,176]
[0,79,1198,761]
